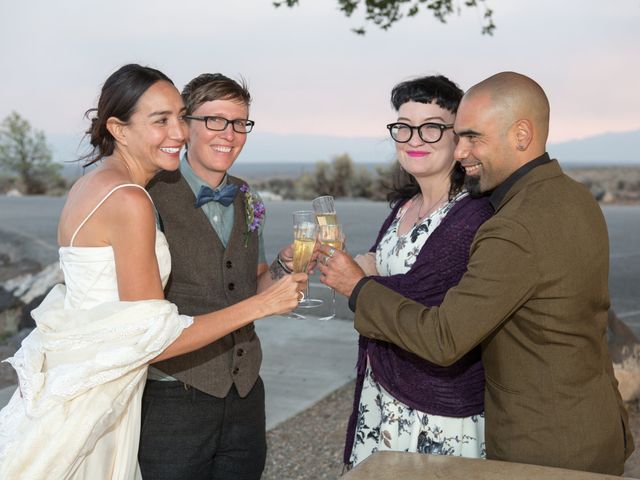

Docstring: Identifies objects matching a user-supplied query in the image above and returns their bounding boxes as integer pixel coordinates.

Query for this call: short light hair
[181,73,251,115]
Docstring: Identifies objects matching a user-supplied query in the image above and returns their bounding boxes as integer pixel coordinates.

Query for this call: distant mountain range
[547,129,640,165]
[52,129,640,180]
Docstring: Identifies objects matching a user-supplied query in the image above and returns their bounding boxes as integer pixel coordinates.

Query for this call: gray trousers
[138,378,266,480]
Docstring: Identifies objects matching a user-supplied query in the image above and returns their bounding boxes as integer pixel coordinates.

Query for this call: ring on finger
[297,291,305,302]
[328,246,336,257]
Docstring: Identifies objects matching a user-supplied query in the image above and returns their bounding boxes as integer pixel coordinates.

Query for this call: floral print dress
[349,191,485,468]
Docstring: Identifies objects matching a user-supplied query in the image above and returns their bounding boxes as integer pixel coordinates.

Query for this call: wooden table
[342,452,637,480]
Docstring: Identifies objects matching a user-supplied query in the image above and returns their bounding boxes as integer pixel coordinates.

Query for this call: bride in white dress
[0,64,304,480]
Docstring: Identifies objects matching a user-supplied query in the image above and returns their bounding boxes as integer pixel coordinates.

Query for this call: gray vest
[148,170,261,398]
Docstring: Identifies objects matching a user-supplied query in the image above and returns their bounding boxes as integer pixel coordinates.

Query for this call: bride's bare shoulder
[58,166,152,245]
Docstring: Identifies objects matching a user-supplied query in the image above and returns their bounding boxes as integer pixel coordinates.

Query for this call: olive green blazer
[354,160,634,475]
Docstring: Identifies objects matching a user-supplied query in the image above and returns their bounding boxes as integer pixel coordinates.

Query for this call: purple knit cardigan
[344,194,493,463]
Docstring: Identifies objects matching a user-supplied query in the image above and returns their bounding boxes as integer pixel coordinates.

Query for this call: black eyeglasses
[386,122,453,144]
[184,115,255,134]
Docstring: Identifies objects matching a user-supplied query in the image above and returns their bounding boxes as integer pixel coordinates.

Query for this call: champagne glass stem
[319,289,336,321]
[297,275,323,309]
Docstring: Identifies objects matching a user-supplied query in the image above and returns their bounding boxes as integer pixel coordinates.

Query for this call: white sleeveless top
[60,183,172,309]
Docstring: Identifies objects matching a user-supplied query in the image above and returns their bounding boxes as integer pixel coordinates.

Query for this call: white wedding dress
[0,184,193,479]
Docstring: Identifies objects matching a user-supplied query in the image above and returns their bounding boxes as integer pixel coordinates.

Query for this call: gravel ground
[0,360,639,478]
[626,400,640,478]
[1,342,639,478]
[263,381,640,480]
[263,381,355,480]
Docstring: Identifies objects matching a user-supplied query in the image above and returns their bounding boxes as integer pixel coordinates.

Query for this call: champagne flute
[317,223,344,321]
[311,195,337,309]
[312,195,337,226]
[291,211,322,317]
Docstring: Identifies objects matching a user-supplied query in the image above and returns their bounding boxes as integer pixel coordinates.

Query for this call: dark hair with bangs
[391,75,463,113]
[387,75,466,206]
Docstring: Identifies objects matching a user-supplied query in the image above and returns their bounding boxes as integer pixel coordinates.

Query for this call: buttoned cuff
[348,277,372,312]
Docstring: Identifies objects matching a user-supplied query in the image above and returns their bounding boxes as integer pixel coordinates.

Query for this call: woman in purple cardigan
[341,76,493,468]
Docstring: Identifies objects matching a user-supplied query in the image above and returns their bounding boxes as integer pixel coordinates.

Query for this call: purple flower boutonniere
[240,184,265,247]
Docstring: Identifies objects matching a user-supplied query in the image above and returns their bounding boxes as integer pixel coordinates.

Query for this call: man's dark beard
[464,175,482,197]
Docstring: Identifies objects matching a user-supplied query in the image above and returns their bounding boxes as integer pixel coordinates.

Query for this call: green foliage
[350,164,374,198]
[332,154,354,197]
[0,112,64,194]
[273,0,495,35]
[289,153,389,199]
[371,163,395,201]
[297,154,351,198]
[259,177,298,199]
[247,155,399,201]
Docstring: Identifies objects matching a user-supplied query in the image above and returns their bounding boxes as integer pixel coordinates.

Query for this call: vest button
[236,348,245,357]
[226,260,233,269]
[228,283,235,291]
[232,367,240,375]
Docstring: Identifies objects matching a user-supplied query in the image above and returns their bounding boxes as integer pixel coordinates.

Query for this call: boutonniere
[240,184,265,247]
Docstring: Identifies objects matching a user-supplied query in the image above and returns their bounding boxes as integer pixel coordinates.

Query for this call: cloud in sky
[1,0,639,143]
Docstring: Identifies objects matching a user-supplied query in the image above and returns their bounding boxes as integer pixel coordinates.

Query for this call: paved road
[603,205,640,333]
[1,196,638,332]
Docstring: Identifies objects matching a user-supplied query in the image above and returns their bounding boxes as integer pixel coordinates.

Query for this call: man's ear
[514,118,533,151]
[106,117,128,146]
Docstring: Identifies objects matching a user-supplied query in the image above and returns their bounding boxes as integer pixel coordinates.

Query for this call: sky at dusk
[1,0,639,145]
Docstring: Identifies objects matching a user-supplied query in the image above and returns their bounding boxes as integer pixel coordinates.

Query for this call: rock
[0,287,23,336]
[0,258,42,283]
[17,291,51,330]
[0,231,46,282]
[608,309,640,363]
[0,262,63,337]
[608,309,640,402]
[3,262,63,304]
[615,361,640,403]
[0,286,20,311]
[601,191,616,203]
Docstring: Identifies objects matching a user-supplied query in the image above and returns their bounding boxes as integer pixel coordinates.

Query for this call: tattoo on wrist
[269,259,286,280]
[270,253,292,279]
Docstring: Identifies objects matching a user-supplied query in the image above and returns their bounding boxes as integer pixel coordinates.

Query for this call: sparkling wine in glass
[312,196,337,226]
[291,211,322,317]
[317,223,344,321]
[293,231,316,275]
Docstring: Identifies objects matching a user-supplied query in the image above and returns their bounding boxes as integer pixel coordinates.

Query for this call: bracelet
[277,252,293,274]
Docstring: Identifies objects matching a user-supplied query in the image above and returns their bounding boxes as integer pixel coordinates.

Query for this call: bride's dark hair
[82,64,174,167]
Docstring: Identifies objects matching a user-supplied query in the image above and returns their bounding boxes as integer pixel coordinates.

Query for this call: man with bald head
[319,72,634,474]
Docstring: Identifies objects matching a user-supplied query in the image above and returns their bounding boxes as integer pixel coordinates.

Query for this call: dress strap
[70,183,153,247]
